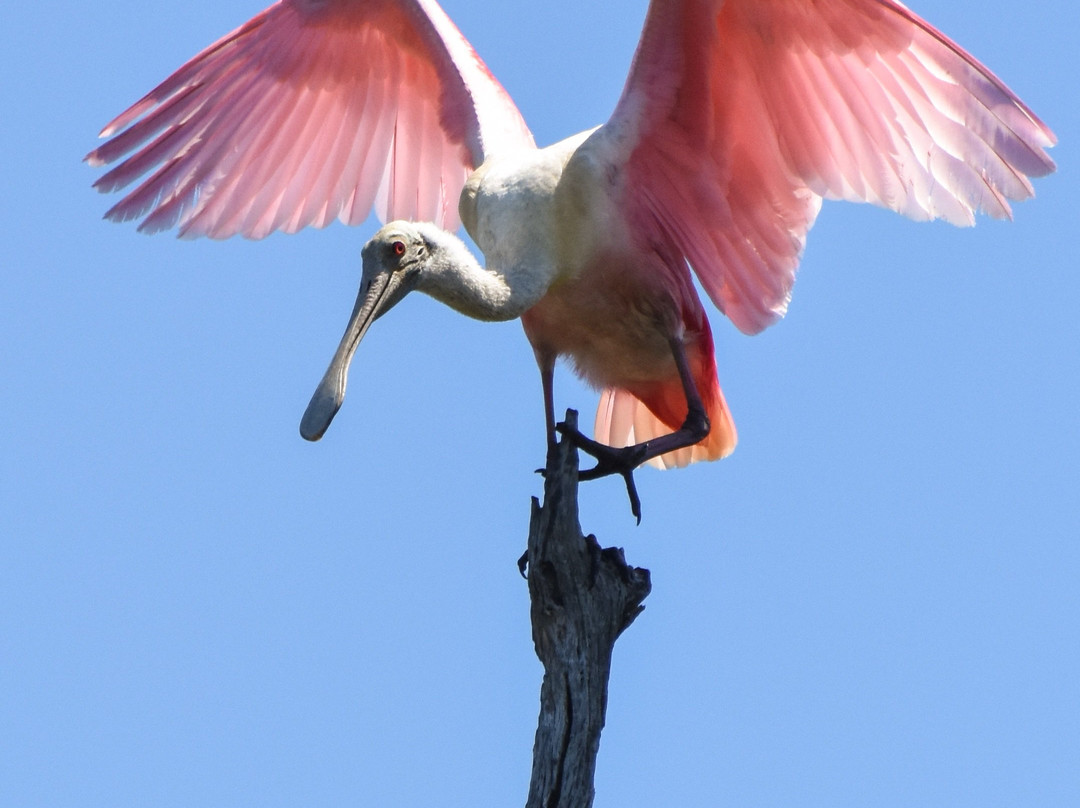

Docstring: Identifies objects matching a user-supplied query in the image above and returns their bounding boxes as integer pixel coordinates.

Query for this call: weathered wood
[524,410,652,808]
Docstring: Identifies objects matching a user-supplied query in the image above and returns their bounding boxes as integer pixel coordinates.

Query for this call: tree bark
[523,410,652,808]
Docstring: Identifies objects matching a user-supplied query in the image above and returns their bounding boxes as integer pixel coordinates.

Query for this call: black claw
[555,420,645,522]
[622,470,642,524]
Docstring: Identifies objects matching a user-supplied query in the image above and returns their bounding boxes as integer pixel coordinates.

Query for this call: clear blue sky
[3,1,1077,806]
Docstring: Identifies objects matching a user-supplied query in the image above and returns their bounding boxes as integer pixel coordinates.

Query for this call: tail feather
[594,379,737,470]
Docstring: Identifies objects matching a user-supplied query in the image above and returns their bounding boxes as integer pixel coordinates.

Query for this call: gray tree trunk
[523,411,652,808]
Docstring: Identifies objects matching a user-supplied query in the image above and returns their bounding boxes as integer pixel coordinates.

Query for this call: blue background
[4,1,1077,805]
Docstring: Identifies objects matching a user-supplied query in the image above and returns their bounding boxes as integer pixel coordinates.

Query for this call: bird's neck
[416,224,539,322]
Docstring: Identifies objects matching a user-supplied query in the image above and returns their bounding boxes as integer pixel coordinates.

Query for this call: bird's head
[299,222,428,441]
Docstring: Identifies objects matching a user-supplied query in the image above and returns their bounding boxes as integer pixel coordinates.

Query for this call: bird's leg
[532,356,560,478]
[540,358,557,451]
[557,337,710,522]
[521,355,560,576]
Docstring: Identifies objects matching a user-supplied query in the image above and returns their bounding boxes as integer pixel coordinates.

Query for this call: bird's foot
[555,421,646,523]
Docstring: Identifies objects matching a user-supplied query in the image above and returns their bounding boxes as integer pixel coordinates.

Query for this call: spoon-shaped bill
[300,271,408,441]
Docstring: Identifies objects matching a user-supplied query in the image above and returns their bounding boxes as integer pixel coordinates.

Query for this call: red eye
[392,241,406,256]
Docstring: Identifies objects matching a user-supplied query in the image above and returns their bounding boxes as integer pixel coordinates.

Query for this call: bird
[87,0,1054,519]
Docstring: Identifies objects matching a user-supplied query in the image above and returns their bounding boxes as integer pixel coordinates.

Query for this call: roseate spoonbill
[87,0,1054,518]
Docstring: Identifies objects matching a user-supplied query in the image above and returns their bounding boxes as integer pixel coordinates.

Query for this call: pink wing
[604,0,1056,335]
[86,0,534,239]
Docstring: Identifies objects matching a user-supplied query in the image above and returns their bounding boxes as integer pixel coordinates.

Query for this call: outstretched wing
[602,0,1055,334]
[86,0,534,239]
